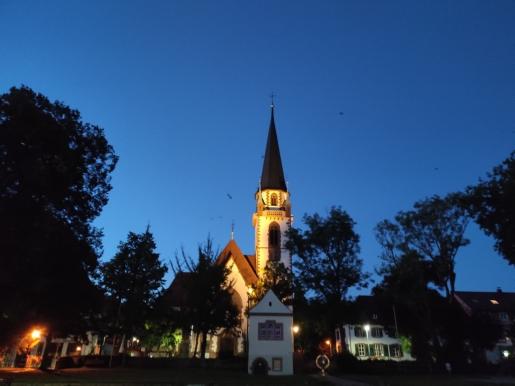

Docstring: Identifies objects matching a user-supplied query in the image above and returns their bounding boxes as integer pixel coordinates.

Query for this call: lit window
[389,344,402,358]
[373,344,385,357]
[258,320,283,341]
[490,299,500,305]
[272,357,282,371]
[355,343,367,357]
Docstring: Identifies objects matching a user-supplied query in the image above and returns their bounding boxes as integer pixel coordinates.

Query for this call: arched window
[270,193,278,206]
[268,222,281,261]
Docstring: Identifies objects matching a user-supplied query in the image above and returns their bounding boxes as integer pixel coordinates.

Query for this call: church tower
[253,104,292,277]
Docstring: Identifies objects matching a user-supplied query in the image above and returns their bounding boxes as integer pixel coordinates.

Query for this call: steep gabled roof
[216,239,258,286]
[161,271,192,308]
[249,290,292,315]
[260,106,287,191]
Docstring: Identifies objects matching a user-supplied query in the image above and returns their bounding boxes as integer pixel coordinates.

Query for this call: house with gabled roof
[454,289,515,363]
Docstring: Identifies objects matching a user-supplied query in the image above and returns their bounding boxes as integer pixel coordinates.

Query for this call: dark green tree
[99,227,167,350]
[249,260,293,307]
[464,151,515,265]
[0,86,117,346]
[375,194,470,300]
[171,239,240,359]
[286,207,368,305]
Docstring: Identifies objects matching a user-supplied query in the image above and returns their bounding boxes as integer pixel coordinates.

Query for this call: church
[168,104,293,358]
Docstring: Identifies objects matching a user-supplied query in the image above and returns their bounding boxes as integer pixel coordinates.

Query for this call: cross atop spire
[260,104,287,191]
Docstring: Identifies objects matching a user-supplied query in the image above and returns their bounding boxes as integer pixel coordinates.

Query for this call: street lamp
[31,329,41,340]
[292,325,300,334]
[325,339,332,356]
[363,324,371,358]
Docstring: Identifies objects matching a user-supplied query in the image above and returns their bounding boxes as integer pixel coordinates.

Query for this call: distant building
[335,296,414,361]
[454,289,514,364]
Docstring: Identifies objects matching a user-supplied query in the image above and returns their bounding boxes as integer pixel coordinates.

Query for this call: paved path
[312,374,372,386]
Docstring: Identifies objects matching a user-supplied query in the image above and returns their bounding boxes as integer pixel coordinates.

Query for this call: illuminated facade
[253,105,292,276]
[166,105,292,358]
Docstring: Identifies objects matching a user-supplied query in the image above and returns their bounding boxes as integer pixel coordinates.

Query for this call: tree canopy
[286,207,368,305]
[171,239,240,359]
[98,227,167,340]
[464,151,515,265]
[375,194,470,299]
[248,260,293,307]
[0,86,117,345]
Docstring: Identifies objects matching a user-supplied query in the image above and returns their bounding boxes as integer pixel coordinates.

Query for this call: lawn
[0,367,331,386]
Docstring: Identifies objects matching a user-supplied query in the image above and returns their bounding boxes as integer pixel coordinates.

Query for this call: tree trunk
[449,270,456,302]
[192,332,200,358]
[119,334,127,367]
[200,331,208,359]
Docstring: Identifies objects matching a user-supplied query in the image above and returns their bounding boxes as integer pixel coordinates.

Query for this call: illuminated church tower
[253,104,292,277]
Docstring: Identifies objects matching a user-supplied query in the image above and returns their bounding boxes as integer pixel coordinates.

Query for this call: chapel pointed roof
[260,105,287,191]
[215,239,258,286]
[249,290,292,315]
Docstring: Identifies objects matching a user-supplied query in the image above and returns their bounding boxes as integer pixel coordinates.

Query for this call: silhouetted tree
[0,86,117,347]
[287,207,368,305]
[171,239,239,359]
[98,227,167,352]
[464,151,515,265]
[248,260,293,307]
[375,194,470,300]
[373,250,441,364]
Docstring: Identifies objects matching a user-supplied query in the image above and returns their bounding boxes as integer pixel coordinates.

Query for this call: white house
[248,290,293,375]
[336,324,412,361]
[334,295,414,361]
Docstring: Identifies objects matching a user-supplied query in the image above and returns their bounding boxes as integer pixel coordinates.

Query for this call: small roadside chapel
[247,290,293,375]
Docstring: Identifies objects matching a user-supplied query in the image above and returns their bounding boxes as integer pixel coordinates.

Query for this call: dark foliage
[376,194,469,300]
[171,239,240,359]
[248,260,293,307]
[286,206,368,306]
[464,151,515,265]
[98,227,167,341]
[0,86,117,346]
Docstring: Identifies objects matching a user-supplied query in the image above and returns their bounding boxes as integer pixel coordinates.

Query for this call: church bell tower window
[268,222,281,261]
[271,193,278,206]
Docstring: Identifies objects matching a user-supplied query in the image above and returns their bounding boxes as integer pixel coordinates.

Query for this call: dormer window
[271,193,278,206]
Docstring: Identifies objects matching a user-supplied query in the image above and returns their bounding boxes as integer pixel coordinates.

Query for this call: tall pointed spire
[260,103,287,191]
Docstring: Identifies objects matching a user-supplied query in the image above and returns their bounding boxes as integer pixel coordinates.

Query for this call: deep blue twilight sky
[1,1,514,295]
